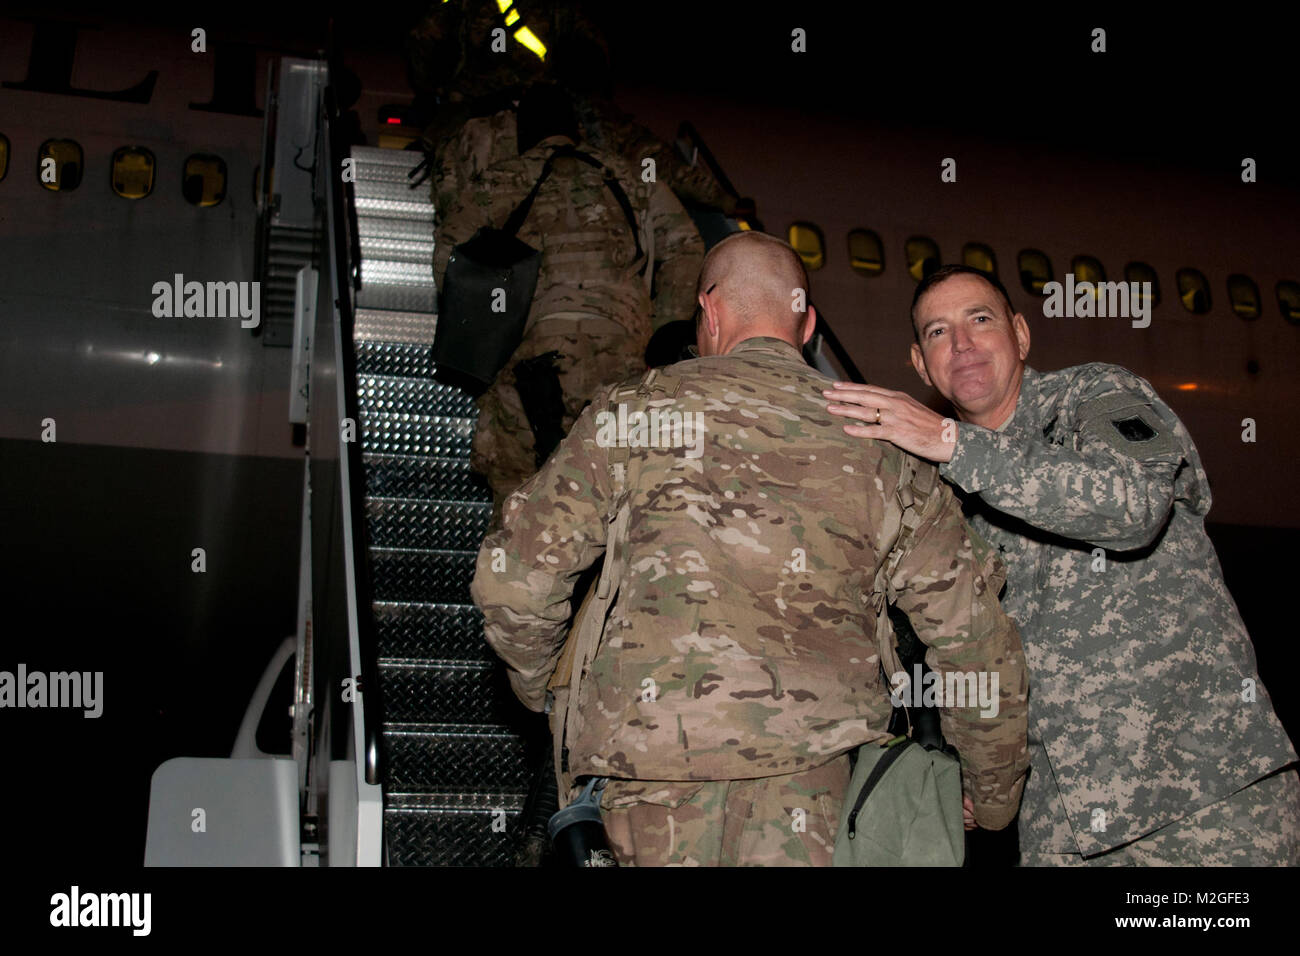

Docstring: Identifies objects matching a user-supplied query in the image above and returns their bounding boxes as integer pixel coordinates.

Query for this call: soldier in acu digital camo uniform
[470,233,1030,865]
[825,264,1300,865]
[435,85,704,522]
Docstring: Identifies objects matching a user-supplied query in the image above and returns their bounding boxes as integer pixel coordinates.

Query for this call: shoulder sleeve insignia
[1112,415,1157,442]
[1076,391,1183,460]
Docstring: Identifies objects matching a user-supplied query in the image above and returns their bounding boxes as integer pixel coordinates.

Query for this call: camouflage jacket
[431,103,734,223]
[573,98,735,213]
[430,109,518,220]
[405,0,598,106]
[940,363,1298,854]
[472,337,1030,829]
[434,134,705,341]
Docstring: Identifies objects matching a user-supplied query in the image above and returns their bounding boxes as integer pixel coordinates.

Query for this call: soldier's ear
[698,294,719,337]
[1012,312,1031,360]
[801,305,818,345]
[910,342,933,387]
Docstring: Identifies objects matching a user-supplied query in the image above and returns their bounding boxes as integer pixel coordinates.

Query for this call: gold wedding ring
[874,407,881,424]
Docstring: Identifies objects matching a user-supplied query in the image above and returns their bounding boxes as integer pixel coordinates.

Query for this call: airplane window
[1017,249,1052,294]
[847,229,884,276]
[111,146,155,200]
[0,134,8,182]
[1226,274,1261,320]
[1070,255,1106,304]
[1124,261,1161,309]
[962,242,997,277]
[38,139,83,191]
[788,222,826,270]
[904,236,940,281]
[1072,254,1106,284]
[1176,268,1212,314]
[1277,281,1300,326]
[183,154,227,207]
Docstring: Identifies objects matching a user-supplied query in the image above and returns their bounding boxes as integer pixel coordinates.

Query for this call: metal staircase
[345,146,535,865]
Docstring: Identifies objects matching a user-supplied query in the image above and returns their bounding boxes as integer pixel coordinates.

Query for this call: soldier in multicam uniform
[404,0,598,145]
[427,35,738,224]
[549,35,739,215]
[825,264,1300,865]
[434,85,704,520]
[470,233,1029,865]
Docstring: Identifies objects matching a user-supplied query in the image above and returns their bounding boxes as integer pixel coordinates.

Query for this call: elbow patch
[1076,391,1183,461]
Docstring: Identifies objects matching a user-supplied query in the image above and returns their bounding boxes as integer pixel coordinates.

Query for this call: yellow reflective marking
[513,25,547,59]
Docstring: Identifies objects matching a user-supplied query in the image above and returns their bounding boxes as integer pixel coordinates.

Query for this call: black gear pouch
[433,145,644,386]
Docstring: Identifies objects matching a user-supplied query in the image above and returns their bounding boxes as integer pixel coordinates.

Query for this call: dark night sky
[7,1,1297,185]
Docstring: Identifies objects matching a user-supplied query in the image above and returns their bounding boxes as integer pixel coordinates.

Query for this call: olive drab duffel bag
[433,144,645,386]
[832,734,965,867]
[832,454,966,867]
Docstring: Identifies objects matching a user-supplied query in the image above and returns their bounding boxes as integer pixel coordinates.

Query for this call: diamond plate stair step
[354,266,436,314]
[356,374,477,418]
[384,792,527,867]
[366,498,490,551]
[354,197,436,223]
[351,144,432,172]
[363,455,491,504]
[359,410,474,457]
[354,308,436,345]
[383,722,532,792]
[354,218,439,244]
[372,601,491,662]
[351,180,434,204]
[369,547,476,603]
[377,660,522,724]
[354,340,433,378]
[358,236,434,264]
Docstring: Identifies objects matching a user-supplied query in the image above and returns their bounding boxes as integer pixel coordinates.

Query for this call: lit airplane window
[39,139,83,191]
[1124,261,1161,309]
[904,236,939,281]
[788,222,826,270]
[1226,274,1262,320]
[1017,249,1053,294]
[847,229,884,276]
[111,146,155,199]
[1277,280,1300,326]
[1176,268,1212,314]
[183,154,227,207]
[1072,254,1106,285]
[962,242,997,277]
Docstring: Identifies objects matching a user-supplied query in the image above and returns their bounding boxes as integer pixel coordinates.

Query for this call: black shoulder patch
[1077,389,1184,459]
[1112,415,1157,442]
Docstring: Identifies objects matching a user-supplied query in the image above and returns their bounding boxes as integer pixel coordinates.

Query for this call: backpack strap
[559,367,679,782]
[501,145,647,276]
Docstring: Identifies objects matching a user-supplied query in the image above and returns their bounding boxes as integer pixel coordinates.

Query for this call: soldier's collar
[727,337,805,359]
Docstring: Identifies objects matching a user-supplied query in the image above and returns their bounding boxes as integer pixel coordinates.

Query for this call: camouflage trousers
[593,755,851,866]
[470,320,646,525]
[1020,767,1300,866]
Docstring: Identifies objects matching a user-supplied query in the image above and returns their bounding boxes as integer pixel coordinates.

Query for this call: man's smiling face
[910,273,1031,428]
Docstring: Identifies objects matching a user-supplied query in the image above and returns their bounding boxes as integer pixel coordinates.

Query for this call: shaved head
[697,231,810,331]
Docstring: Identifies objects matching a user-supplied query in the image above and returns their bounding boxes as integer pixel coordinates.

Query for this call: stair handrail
[322,78,385,788]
